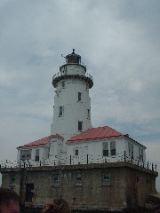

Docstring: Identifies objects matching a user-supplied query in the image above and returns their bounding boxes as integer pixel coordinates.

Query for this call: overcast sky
[0,0,160,191]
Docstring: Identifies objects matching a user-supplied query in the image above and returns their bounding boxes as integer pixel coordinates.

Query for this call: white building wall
[31,147,45,162]
[123,138,146,163]
[18,136,146,166]
[66,137,146,165]
[18,145,49,164]
[66,137,126,165]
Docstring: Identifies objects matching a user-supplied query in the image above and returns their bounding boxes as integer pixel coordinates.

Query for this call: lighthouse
[6,50,158,211]
[51,49,93,139]
[17,50,147,167]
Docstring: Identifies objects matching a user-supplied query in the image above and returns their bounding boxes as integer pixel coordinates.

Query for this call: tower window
[78,92,82,101]
[87,109,90,119]
[78,121,83,131]
[110,141,116,156]
[59,106,64,117]
[103,142,109,157]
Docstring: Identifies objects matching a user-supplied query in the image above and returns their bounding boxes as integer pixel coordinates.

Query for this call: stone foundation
[1,162,158,212]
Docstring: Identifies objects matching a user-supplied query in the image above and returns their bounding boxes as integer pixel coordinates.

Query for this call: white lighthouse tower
[51,49,93,139]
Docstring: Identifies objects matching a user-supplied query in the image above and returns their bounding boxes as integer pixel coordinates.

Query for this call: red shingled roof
[67,126,123,144]
[18,134,63,148]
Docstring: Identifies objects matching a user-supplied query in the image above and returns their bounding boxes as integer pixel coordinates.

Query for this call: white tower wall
[51,51,93,139]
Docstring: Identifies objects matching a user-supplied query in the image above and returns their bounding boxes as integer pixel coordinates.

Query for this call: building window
[35,149,39,162]
[20,150,31,161]
[139,147,143,161]
[87,109,90,119]
[78,121,83,131]
[102,173,111,186]
[78,92,82,101]
[103,142,109,157]
[62,81,65,89]
[128,142,134,159]
[59,106,64,117]
[110,141,116,156]
[75,149,79,156]
[25,183,34,202]
[26,154,30,158]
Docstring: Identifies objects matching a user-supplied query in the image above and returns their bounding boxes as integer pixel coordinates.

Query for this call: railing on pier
[0,152,158,173]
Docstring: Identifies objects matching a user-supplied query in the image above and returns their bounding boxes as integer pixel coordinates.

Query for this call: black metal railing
[0,152,158,173]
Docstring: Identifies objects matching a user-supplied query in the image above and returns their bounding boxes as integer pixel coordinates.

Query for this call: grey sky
[0,0,160,191]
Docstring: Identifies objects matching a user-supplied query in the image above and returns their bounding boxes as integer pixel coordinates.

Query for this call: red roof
[18,134,63,148]
[67,126,123,144]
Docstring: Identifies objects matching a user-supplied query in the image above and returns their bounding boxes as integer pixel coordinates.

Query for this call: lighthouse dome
[65,49,81,64]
